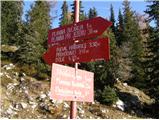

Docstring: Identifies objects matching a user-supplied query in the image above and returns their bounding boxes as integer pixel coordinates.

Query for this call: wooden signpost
[43,38,110,65]
[50,63,94,102]
[42,0,112,119]
[47,17,112,47]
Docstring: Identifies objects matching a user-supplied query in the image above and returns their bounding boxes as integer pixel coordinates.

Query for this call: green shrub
[102,86,118,105]
[36,72,49,80]
[20,64,37,76]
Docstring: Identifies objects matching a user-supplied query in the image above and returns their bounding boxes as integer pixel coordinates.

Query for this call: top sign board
[48,17,112,47]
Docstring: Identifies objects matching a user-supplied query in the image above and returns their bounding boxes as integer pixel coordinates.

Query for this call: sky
[23,0,150,28]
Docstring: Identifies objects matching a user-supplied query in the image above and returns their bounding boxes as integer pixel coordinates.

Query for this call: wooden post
[70,0,79,119]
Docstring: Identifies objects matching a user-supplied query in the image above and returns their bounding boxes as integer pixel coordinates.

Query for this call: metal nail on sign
[47,17,112,47]
[50,63,94,102]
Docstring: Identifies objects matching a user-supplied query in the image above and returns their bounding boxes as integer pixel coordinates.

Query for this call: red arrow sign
[48,17,112,47]
[43,38,110,65]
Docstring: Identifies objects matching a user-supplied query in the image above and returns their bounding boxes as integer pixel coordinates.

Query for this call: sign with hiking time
[47,17,112,47]
[43,38,110,65]
[50,63,94,102]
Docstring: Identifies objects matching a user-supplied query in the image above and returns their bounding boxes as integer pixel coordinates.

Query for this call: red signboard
[48,17,112,47]
[43,38,110,65]
[50,63,94,102]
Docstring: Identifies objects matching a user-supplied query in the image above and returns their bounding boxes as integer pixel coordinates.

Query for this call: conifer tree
[59,1,70,26]
[18,1,51,75]
[144,1,159,118]
[122,0,145,84]
[116,9,124,46]
[91,29,119,103]
[145,1,159,27]
[110,4,116,34]
[1,1,23,45]
[88,7,97,19]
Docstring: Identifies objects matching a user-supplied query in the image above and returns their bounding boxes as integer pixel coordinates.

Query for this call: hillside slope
[0,61,154,119]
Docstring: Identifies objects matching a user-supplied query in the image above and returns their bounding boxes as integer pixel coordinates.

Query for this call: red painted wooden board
[50,63,94,102]
[43,38,110,65]
[48,17,112,47]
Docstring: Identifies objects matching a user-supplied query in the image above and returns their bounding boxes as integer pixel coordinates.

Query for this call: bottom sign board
[50,63,94,102]
[43,38,110,65]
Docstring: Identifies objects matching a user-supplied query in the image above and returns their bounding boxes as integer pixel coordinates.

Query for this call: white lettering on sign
[56,29,65,35]
[50,24,94,43]
[72,81,85,88]
[74,90,82,96]
[55,86,73,95]
[69,43,87,50]
[54,41,101,63]
[55,35,64,41]
[59,80,71,86]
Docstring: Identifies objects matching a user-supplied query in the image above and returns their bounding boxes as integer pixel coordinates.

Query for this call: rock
[7,83,15,91]
[40,94,47,99]
[29,101,36,105]
[92,101,95,104]
[77,116,80,119]
[78,106,82,111]
[98,65,103,68]
[123,83,128,86]
[79,109,85,114]
[39,103,49,111]
[112,104,116,108]
[1,45,19,52]
[24,90,29,95]
[62,114,67,118]
[1,117,9,119]
[80,114,84,117]
[134,90,139,94]
[63,102,69,108]
[14,103,22,111]
[13,83,18,86]
[9,63,14,67]
[6,74,12,79]
[20,77,25,82]
[3,63,15,70]
[22,73,26,77]
[50,99,56,104]
[31,104,37,109]
[19,89,22,93]
[78,105,85,115]
[14,72,19,77]
[6,67,11,70]
[45,78,49,81]
[6,107,13,114]
[101,109,106,113]
[29,101,37,110]
[6,105,19,115]
[116,99,125,111]
[0,72,3,77]
[21,102,28,109]
[89,116,93,119]
[95,101,100,104]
